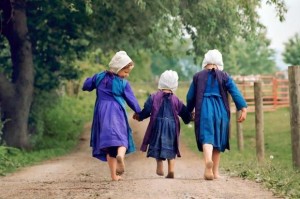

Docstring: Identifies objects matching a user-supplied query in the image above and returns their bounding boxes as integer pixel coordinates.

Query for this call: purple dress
[82,71,141,161]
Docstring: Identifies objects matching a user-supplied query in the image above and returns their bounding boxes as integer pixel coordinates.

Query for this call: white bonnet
[158,70,178,92]
[201,49,224,71]
[109,51,133,73]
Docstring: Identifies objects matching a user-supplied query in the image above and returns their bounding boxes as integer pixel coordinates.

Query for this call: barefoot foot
[111,175,122,181]
[204,161,214,180]
[214,174,220,179]
[165,172,174,178]
[116,155,125,175]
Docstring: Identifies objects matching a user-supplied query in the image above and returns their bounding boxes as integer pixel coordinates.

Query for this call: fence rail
[232,72,289,112]
[129,72,289,113]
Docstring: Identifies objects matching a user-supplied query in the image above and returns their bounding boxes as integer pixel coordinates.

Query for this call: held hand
[237,108,247,123]
[191,112,195,121]
[132,113,140,121]
[132,113,136,120]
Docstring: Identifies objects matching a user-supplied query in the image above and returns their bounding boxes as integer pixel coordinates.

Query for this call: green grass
[0,146,69,175]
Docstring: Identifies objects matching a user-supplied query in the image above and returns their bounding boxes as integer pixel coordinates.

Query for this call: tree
[0,0,287,148]
[0,0,91,148]
[0,0,34,148]
[224,29,276,75]
[282,33,300,66]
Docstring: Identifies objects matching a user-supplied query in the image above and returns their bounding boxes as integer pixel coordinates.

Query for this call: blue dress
[82,72,141,161]
[139,93,191,160]
[148,95,177,159]
[187,70,247,152]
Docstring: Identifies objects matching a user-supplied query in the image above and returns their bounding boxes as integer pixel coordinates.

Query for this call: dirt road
[0,118,278,199]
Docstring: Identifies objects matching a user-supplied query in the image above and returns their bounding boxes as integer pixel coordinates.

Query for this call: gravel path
[0,117,279,199]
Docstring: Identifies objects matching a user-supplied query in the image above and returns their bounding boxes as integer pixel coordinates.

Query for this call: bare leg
[116,146,126,175]
[107,154,121,181]
[117,146,126,157]
[212,149,221,179]
[166,159,175,178]
[156,159,164,176]
[202,144,214,180]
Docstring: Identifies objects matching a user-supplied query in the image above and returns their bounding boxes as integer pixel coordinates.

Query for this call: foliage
[25,0,92,91]
[29,94,90,150]
[1,0,288,90]
[282,33,300,66]
[1,0,288,92]
[126,50,153,82]
[0,145,68,176]
[0,146,22,175]
[88,0,286,61]
[224,29,277,75]
[0,93,93,175]
[150,38,198,80]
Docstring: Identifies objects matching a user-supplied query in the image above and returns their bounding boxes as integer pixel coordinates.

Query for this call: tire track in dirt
[0,116,279,199]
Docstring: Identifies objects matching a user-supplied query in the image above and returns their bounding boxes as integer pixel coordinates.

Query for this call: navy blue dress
[139,93,190,160]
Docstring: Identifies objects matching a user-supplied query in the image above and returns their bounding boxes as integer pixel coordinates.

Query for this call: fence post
[288,66,300,168]
[272,77,278,109]
[254,81,264,164]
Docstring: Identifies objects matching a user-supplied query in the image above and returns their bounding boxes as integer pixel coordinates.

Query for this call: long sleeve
[138,95,152,121]
[186,81,196,112]
[82,75,97,92]
[179,105,191,124]
[226,77,247,110]
[123,83,141,113]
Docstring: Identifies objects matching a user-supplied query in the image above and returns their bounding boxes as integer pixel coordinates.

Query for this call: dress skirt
[147,97,177,160]
[199,93,229,152]
[91,82,129,160]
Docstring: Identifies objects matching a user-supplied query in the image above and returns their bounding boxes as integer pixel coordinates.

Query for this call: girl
[186,49,247,180]
[133,70,191,178]
[82,51,141,181]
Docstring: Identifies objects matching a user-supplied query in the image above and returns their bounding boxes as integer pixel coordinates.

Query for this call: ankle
[166,172,174,178]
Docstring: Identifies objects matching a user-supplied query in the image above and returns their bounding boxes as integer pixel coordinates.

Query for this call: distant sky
[258,0,300,69]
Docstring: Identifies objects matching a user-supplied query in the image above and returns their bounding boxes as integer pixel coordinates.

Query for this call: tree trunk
[0,0,34,149]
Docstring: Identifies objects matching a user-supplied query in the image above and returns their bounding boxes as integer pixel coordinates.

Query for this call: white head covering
[201,49,224,71]
[158,70,178,92]
[109,51,133,73]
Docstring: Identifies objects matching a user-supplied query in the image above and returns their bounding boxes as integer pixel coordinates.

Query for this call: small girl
[186,49,247,180]
[82,51,141,181]
[133,70,191,178]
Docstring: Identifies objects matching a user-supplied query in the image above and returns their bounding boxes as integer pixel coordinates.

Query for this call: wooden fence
[232,72,289,112]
